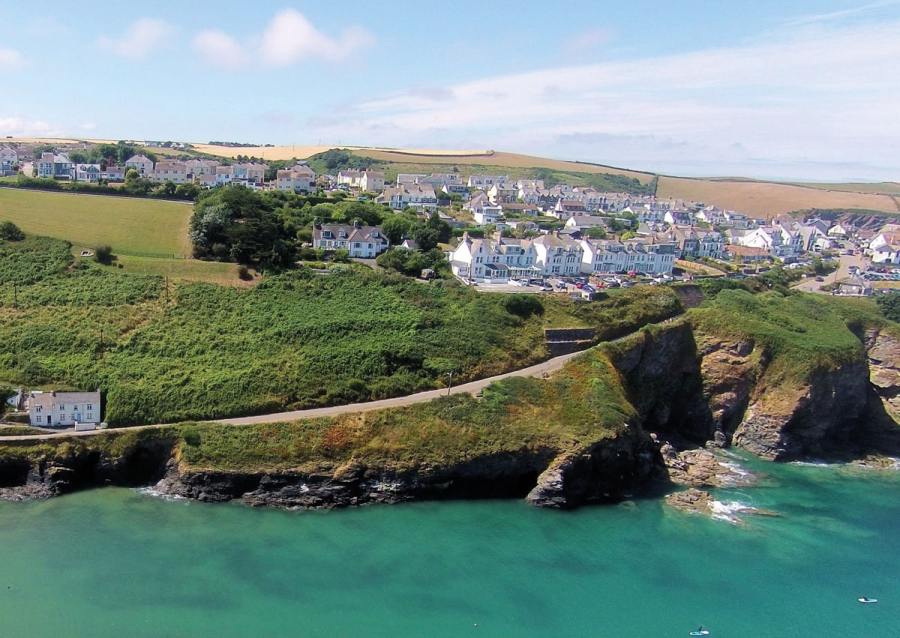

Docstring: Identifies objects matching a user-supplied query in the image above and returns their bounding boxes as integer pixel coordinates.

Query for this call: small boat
[858,597,878,604]
[689,630,710,636]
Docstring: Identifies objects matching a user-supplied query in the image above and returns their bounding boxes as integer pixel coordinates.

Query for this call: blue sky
[1,1,899,180]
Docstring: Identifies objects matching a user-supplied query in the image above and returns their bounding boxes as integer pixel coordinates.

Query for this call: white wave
[136,486,187,502]
[709,499,756,524]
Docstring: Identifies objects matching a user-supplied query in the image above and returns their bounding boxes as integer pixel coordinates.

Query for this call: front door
[47,416,52,425]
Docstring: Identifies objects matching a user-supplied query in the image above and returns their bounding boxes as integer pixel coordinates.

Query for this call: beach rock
[661,444,754,488]
[665,488,712,515]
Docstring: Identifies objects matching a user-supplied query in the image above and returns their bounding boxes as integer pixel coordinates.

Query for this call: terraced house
[449,232,540,283]
[151,160,189,184]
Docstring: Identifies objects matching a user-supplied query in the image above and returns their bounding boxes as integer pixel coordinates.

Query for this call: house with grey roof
[313,223,390,258]
[28,390,101,429]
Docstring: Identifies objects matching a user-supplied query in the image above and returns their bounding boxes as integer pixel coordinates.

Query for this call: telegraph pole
[446,370,455,395]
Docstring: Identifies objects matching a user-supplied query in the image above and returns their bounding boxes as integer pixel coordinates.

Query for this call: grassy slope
[791,182,900,196]
[3,290,893,475]
[657,176,899,218]
[0,188,193,257]
[0,344,633,473]
[0,235,683,426]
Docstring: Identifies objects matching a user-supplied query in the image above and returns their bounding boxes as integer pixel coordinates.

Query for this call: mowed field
[657,176,900,218]
[0,188,193,257]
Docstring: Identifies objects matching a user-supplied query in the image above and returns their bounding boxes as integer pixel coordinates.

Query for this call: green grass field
[114,255,249,286]
[0,188,192,258]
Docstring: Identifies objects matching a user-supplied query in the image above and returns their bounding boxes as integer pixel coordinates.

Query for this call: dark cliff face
[605,322,713,443]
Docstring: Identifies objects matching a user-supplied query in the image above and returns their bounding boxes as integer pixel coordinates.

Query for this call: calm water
[1,459,898,637]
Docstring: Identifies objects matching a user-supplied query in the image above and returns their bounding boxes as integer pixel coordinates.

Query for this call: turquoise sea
[0,459,898,637]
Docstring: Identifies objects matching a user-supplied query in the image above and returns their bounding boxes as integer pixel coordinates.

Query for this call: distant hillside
[8,138,899,217]
[656,176,900,219]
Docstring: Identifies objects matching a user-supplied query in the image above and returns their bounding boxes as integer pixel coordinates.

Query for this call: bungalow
[276,164,317,192]
[379,184,438,211]
[74,163,102,183]
[827,223,851,239]
[564,215,608,233]
[837,276,873,297]
[151,160,189,184]
[36,152,74,180]
[124,154,154,176]
[726,245,769,263]
[0,146,17,176]
[28,390,101,429]
[421,173,462,187]
[312,223,390,258]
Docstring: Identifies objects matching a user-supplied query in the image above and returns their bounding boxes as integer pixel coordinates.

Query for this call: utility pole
[165,276,169,304]
[12,283,17,309]
[446,370,455,396]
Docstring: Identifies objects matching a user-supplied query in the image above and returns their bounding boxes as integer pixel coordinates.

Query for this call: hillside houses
[581,239,677,275]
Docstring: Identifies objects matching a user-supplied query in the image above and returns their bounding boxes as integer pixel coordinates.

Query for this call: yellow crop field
[657,176,900,218]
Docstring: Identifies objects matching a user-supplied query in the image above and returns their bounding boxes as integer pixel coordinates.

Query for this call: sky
[1,1,899,181]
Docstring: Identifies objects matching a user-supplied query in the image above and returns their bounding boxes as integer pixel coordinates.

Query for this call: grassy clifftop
[0,345,634,474]
[690,289,896,387]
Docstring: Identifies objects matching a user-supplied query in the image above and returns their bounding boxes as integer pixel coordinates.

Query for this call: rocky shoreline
[1,320,897,511]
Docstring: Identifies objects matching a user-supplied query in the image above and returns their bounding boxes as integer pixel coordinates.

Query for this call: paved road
[792,253,868,293]
[0,348,590,442]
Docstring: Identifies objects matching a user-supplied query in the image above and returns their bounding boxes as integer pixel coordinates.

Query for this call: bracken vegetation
[0,234,680,426]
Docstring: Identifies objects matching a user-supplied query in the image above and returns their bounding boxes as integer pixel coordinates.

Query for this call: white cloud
[0,48,24,69]
[79,122,97,131]
[98,18,174,59]
[193,30,247,69]
[260,9,374,65]
[0,116,59,137]
[193,9,374,70]
[308,20,900,180]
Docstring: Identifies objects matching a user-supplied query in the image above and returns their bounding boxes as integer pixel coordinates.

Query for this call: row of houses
[4,390,103,429]
[449,232,677,282]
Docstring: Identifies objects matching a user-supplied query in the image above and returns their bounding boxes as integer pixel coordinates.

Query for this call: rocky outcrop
[660,443,755,488]
[865,328,900,422]
[526,430,664,509]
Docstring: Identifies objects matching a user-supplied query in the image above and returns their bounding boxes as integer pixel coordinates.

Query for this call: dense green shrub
[877,291,900,323]
[0,221,25,241]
